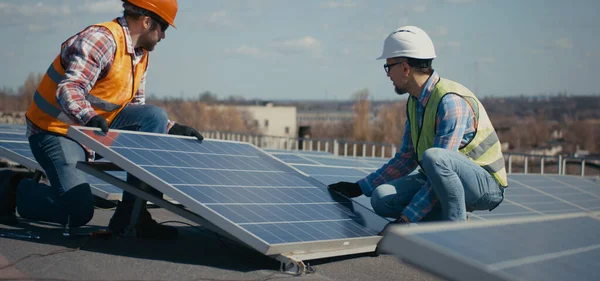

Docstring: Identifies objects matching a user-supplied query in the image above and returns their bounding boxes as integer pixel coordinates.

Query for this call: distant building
[237,103,297,138]
[297,110,354,126]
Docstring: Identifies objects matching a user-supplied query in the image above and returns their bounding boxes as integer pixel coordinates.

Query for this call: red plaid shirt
[27,17,174,138]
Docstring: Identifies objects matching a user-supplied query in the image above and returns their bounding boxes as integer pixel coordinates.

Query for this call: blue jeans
[370,148,504,221]
[18,104,169,227]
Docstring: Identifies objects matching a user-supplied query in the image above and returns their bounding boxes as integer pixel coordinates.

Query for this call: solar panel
[300,155,382,168]
[380,212,600,281]
[0,132,124,201]
[266,153,320,165]
[0,124,26,132]
[268,150,384,169]
[264,148,334,156]
[477,174,600,219]
[67,127,387,259]
[291,165,374,211]
[267,151,600,221]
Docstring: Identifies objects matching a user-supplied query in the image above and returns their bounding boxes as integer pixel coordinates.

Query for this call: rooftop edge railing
[200,131,600,178]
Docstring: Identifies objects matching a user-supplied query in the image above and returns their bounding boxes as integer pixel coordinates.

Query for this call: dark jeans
[18,104,169,227]
[370,148,504,221]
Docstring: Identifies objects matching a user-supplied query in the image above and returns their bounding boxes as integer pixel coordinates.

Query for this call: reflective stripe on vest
[407,78,508,187]
[26,19,148,135]
[32,90,73,124]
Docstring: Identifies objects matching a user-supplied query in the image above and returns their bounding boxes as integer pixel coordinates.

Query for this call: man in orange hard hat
[0,0,201,239]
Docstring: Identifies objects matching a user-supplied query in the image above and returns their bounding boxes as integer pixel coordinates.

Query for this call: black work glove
[168,123,203,141]
[85,115,109,133]
[328,181,363,198]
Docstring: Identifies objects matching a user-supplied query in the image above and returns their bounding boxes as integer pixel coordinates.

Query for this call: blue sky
[1,0,599,100]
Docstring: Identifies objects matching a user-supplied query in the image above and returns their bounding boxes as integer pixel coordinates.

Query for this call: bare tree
[352,89,371,142]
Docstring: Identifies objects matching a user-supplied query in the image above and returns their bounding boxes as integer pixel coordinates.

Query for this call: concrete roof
[0,207,443,281]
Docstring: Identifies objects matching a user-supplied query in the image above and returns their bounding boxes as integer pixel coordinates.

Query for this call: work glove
[328,181,363,198]
[168,123,204,141]
[85,115,109,133]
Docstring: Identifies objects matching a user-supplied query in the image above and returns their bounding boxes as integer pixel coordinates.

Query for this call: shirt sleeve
[56,26,116,125]
[358,118,418,197]
[402,94,472,222]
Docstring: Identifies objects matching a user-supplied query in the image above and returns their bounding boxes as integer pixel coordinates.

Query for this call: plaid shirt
[27,17,174,138]
[358,71,476,222]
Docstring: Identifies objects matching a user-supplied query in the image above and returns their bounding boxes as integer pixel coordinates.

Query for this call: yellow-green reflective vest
[407,78,508,187]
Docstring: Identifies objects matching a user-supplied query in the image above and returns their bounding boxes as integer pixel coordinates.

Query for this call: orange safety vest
[26,19,148,135]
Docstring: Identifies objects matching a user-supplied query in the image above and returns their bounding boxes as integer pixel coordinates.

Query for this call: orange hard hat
[124,0,178,28]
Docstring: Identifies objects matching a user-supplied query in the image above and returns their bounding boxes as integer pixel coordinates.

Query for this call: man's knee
[421,148,450,170]
[67,202,94,227]
[62,183,95,227]
[144,105,169,124]
[370,184,395,215]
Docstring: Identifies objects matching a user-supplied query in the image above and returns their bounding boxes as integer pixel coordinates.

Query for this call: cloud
[552,37,573,49]
[530,38,573,55]
[585,51,600,58]
[529,49,545,55]
[271,36,323,57]
[412,4,427,12]
[225,45,271,58]
[478,57,496,64]
[435,26,449,36]
[344,26,387,42]
[438,41,461,49]
[79,0,122,15]
[0,2,71,17]
[194,10,240,28]
[444,0,477,4]
[320,1,358,8]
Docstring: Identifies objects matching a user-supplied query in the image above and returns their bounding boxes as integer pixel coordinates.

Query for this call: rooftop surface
[0,207,442,281]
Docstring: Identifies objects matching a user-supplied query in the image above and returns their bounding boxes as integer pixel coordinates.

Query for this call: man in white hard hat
[329,26,508,224]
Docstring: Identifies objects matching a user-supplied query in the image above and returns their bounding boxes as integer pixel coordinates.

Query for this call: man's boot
[108,201,178,239]
[0,170,29,225]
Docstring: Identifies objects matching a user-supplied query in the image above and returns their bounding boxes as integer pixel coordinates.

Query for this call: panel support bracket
[275,254,308,275]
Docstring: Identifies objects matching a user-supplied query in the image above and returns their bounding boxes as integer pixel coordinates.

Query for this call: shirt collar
[116,17,135,55]
[417,70,440,107]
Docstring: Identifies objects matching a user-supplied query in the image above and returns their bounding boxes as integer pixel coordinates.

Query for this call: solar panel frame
[380,212,600,281]
[67,127,385,258]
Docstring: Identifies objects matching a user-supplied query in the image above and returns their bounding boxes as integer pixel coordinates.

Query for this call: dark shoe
[108,202,178,240]
[0,170,26,225]
[136,210,178,240]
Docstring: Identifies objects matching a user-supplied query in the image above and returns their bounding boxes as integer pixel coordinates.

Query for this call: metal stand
[276,254,308,275]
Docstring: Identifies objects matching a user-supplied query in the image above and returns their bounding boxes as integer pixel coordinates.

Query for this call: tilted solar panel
[0,124,26,132]
[0,132,125,201]
[67,127,387,257]
[380,212,600,281]
[479,174,600,219]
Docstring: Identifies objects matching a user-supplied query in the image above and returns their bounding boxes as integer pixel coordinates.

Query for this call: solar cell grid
[267,152,600,221]
[381,213,600,281]
[67,127,385,255]
[0,133,125,201]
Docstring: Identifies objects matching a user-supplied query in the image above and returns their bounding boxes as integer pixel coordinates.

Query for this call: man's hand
[85,115,109,133]
[168,123,204,141]
[328,181,363,198]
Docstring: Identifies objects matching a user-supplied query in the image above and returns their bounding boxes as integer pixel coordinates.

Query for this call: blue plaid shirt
[358,71,476,222]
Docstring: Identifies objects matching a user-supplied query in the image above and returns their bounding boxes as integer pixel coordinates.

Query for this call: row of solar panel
[2,124,599,221]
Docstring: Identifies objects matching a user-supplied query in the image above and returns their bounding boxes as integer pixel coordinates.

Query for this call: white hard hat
[377,26,436,60]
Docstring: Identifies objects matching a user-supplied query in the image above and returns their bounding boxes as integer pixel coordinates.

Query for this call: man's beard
[394,86,408,96]
[138,32,158,51]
